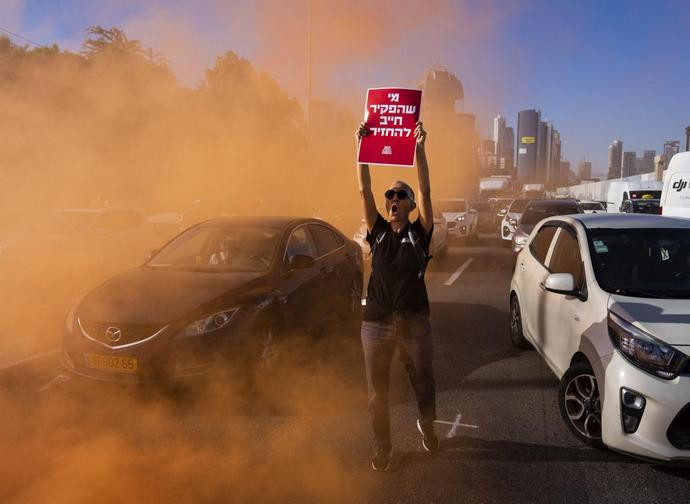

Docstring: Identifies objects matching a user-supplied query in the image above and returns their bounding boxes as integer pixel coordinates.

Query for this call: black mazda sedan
[62,217,363,382]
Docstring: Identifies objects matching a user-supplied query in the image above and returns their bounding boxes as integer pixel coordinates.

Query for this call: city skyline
[1,0,688,176]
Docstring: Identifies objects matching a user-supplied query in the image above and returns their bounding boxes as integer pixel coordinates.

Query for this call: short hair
[390,180,415,203]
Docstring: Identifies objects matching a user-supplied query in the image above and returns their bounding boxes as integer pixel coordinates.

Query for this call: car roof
[199,216,326,229]
[563,213,690,229]
[526,199,579,208]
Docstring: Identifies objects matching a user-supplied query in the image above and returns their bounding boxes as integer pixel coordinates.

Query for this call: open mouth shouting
[390,204,398,218]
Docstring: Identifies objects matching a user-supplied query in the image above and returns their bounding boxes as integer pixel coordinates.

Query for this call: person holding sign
[356,120,438,472]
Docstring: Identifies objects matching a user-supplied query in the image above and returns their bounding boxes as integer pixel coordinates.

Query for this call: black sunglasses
[384,189,409,200]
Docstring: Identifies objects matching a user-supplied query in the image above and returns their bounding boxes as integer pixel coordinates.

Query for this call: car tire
[558,361,605,449]
[509,295,530,349]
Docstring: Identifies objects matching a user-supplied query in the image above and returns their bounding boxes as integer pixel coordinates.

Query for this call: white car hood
[608,294,690,347]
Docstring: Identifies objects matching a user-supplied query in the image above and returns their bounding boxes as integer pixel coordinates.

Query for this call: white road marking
[39,374,72,392]
[434,415,479,432]
[443,258,474,286]
[0,348,60,371]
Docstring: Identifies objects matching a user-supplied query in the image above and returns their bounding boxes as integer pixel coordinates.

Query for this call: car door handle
[320,266,334,277]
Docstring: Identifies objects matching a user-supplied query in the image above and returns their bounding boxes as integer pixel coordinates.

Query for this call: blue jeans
[361,311,436,452]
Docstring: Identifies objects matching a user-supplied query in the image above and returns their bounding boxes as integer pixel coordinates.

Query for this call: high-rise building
[632,150,655,175]
[536,121,549,183]
[504,126,515,166]
[622,151,636,177]
[492,115,515,174]
[560,161,571,184]
[419,66,478,197]
[577,161,592,180]
[663,141,680,163]
[493,115,506,155]
[607,139,623,179]
[544,125,562,186]
[516,109,540,183]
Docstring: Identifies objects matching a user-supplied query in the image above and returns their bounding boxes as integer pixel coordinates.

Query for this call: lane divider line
[444,258,474,286]
[39,373,72,392]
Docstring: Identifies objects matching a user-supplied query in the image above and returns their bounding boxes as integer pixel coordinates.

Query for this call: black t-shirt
[364,214,433,321]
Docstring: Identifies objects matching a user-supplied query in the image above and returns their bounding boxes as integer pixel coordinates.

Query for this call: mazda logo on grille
[105,327,122,342]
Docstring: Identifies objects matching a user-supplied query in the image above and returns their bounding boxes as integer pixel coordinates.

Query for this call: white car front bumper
[446,221,471,238]
[600,350,690,462]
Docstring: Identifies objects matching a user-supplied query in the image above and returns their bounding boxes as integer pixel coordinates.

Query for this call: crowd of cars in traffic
[10,153,690,464]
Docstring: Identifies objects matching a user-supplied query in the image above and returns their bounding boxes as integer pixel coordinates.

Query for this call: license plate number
[84,353,138,373]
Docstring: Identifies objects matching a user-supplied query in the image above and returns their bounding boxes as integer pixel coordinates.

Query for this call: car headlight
[182,308,239,338]
[457,216,465,222]
[514,233,529,246]
[608,311,688,380]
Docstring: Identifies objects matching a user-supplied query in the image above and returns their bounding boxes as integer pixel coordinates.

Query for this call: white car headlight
[608,311,688,380]
[182,308,239,338]
[456,216,465,222]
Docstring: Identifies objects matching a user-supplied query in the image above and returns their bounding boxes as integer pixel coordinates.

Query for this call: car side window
[529,225,558,266]
[309,225,341,257]
[548,227,584,288]
[285,227,317,266]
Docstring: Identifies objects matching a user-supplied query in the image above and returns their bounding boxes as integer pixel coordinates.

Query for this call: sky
[1,0,688,176]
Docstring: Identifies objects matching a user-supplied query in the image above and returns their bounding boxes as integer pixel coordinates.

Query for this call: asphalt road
[3,235,690,503]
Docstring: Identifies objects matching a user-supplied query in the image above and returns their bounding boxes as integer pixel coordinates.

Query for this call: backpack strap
[408,228,431,278]
[370,230,387,257]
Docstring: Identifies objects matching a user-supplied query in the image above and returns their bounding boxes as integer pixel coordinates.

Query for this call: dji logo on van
[673,179,688,192]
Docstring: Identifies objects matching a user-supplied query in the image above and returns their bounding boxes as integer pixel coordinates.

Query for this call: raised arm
[356,123,380,232]
[415,122,433,234]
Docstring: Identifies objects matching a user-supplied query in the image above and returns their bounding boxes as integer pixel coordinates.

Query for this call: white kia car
[509,213,690,462]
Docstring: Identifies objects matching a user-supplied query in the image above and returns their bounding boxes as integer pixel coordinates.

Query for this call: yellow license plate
[84,353,138,373]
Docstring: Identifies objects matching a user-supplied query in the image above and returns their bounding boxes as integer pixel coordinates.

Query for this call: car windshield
[587,228,690,298]
[148,225,280,272]
[632,199,660,214]
[509,199,529,213]
[580,202,605,211]
[471,202,491,212]
[521,204,580,226]
[436,200,467,213]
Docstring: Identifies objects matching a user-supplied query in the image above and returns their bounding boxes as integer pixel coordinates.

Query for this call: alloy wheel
[563,373,602,440]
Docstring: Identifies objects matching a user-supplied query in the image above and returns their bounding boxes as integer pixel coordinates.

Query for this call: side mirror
[544,273,576,296]
[470,209,478,214]
[289,254,315,270]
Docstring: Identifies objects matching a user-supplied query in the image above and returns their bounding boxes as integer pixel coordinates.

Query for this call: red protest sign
[357,87,422,167]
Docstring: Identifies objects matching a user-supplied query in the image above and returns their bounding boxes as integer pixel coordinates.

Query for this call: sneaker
[371,448,392,471]
[417,419,439,452]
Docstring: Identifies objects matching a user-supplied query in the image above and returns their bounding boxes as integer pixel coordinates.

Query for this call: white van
[606,180,663,213]
[660,151,690,219]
